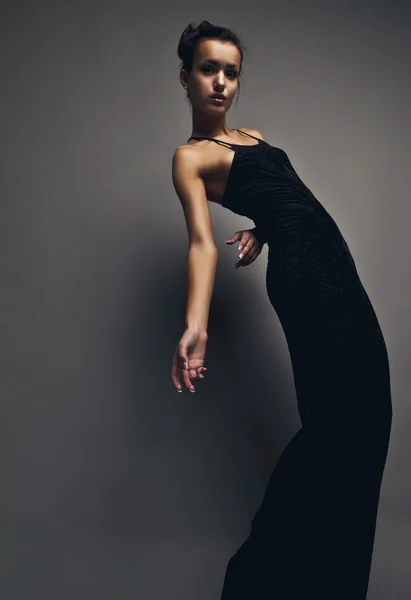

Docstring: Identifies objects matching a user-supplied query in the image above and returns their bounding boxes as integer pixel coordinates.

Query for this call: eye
[202,66,238,78]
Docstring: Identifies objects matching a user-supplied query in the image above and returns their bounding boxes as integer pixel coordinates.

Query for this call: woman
[170,21,392,599]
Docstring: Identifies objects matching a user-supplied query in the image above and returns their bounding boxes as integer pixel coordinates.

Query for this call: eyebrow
[202,58,239,69]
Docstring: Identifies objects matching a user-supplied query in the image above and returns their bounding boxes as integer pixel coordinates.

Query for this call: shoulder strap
[187,136,235,149]
[187,129,260,147]
[235,129,260,141]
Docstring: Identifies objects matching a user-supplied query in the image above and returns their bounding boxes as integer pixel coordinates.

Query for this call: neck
[190,108,232,138]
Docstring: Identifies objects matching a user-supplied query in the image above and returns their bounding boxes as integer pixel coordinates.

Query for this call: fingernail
[190,389,195,393]
[177,388,182,392]
[239,253,244,259]
[238,245,242,251]
[183,362,188,370]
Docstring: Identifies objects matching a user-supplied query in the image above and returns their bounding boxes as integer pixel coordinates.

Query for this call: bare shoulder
[172,144,202,187]
[171,145,216,246]
[241,127,264,140]
[172,144,202,175]
[172,141,211,185]
[174,142,200,156]
[173,142,203,165]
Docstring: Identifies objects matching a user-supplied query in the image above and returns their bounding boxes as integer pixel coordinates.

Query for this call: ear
[180,70,188,88]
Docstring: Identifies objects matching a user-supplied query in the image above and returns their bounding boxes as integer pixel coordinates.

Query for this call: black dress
[187,129,392,599]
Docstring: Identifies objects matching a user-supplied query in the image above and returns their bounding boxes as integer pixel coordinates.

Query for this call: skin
[171,39,265,393]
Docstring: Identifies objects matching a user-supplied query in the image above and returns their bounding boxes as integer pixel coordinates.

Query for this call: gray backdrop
[1,1,410,598]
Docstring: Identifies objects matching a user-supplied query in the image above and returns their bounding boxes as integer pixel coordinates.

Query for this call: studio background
[1,1,410,598]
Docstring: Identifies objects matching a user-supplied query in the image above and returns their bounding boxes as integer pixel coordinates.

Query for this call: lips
[211,94,226,100]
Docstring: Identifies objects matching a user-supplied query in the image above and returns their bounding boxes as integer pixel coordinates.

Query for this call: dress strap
[235,128,261,141]
[187,128,260,147]
[187,136,235,149]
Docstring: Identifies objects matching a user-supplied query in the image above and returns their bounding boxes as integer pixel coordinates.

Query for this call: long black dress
[187,129,392,599]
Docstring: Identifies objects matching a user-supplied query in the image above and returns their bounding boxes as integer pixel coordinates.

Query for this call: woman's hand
[171,328,208,393]
[225,227,265,268]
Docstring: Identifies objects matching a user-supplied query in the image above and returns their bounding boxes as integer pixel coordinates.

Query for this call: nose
[214,72,226,88]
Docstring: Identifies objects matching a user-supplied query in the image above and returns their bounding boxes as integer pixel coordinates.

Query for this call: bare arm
[172,147,218,333]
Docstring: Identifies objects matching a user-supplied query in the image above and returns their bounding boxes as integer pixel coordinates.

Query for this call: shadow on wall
[119,240,300,478]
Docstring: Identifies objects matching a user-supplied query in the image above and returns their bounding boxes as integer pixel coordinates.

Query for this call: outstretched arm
[172,146,218,332]
[171,146,216,393]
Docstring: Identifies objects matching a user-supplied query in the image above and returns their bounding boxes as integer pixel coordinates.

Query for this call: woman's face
[182,39,241,112]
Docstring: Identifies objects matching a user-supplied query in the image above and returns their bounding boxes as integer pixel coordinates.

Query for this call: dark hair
[177,20,247,109]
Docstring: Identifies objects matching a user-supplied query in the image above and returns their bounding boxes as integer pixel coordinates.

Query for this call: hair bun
[181,20,215,42]
[197,20,213,31]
